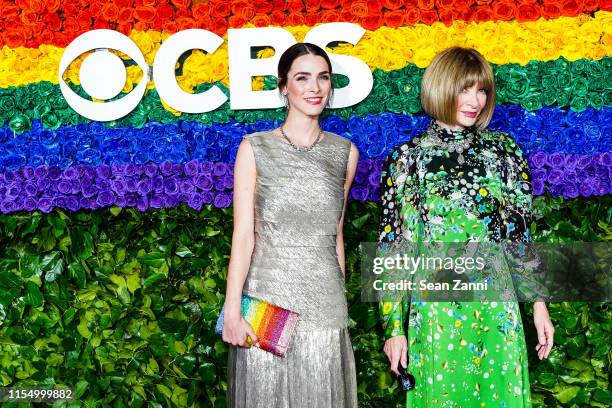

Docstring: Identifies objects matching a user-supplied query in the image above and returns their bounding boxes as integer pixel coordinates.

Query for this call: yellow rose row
[0,11,609,91]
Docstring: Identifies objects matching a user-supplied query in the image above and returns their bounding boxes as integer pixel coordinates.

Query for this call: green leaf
[68,262,87,288]
[198,362,216,385]
[175,246,194,257]
[554,386,581,404]
[69,229,94,259]
[138,252,166,268]
[74,380,89,399]
[143,273,166,288]
[156,384,172,400]
[25,281,43,307]
[126,273,141,294]
[109,206,122,216]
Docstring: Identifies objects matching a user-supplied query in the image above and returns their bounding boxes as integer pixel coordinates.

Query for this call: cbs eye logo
[58,29,227,122]
[59,24,374,121]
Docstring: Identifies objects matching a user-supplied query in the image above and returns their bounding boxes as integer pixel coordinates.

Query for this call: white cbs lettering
[227,27,297,110]
[59,24,373,121]
[58,29,150,122]
[153,29,227,113]
[304,23,373,108]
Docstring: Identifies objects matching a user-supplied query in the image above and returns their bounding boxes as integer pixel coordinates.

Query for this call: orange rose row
[0,0,606,49]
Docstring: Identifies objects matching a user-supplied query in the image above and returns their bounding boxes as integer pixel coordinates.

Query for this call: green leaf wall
[0,196,610,407]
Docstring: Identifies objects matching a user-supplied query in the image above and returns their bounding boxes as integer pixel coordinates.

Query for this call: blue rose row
[0,153,609,214]
[0,106,609,172]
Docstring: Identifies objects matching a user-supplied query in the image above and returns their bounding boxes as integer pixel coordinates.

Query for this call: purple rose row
[529,152,611,198]
[0,154,610,214]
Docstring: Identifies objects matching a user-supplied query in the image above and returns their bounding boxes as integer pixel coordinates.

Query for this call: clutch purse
[215,294,299,357]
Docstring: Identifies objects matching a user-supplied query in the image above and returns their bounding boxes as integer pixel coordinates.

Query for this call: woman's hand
[383,335,408,376]
[222,313,258,348]
[533,301,554,360]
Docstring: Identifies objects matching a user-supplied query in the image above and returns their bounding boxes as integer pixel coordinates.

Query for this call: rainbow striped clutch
[215,295,299,357]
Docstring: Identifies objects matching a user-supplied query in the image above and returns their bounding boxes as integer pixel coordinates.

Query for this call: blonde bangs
[420,47,496,129]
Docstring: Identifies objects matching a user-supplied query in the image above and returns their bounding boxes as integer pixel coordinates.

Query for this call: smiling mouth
[305,97,323,105]
[462,111,478,118]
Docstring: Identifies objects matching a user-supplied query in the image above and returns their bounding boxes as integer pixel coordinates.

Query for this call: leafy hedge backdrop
[0,0,610,407]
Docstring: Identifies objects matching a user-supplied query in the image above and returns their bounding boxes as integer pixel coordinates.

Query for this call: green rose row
[0,56,609,133]
[0,197,610,406]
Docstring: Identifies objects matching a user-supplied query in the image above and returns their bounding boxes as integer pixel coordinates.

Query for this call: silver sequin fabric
[227,131,358,408]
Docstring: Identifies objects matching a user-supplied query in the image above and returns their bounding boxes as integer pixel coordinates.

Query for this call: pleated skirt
[227,327,358,408]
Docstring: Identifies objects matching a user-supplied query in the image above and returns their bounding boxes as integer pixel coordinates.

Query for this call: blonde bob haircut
[420,47,496,130]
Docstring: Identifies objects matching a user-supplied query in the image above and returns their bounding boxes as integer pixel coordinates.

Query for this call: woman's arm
[378,145,418,375]
[222,138,258,347]
[336,143,359,276]
[500,134,554,359]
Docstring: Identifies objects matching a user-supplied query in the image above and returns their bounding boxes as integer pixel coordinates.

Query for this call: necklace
[426,124,475,165]
[279,126,324,152]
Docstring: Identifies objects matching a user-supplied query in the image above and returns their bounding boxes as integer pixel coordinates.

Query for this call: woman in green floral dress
[378,47,555,407]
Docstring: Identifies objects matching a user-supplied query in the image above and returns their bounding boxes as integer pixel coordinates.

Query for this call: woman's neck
[435,120,464,132]
[282,111,321,144]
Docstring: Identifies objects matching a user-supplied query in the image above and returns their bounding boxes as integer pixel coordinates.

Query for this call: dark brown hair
[277,43,333,95]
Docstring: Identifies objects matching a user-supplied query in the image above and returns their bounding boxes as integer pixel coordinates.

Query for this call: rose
[560,0,582,17]
[9,114,31,134]
[287,0,306,13]
[134,6,156,23]
[361,14,383,30]
[528,151,547,169]
[150,194,164,209]
[117,8,134,25]
[547,169,564,185]
[136,196,149,212]
[165,194,178,208]
[492,0,516,19]
[188,193,204,211]
[532,179,545,195]
[157,4,174,21]
[420,10,438,24]
[305,0,322,11]
[516,4,541,22]
[350,185,369,201]
[164,178,180,195]
[96,190,114,207]
[570,96,589,112]
[23,197,38,212]
[305,13,319,25]
[321,0,341,8]
[254,0,274,14]
[521,94,543,111]
[160,161,174,176]
[349,1,369,17]
[214,192,232,208]
[417,0,435,9]
[383,10,404,27]
[271,10,287,25]
[194,175,213,191]
[321,10,342,23]
[38,197,52,213]
[192,3,210,20]
[211,1,231,17]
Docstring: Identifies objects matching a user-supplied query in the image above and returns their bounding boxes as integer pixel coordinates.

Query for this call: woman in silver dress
[222,43,359,407]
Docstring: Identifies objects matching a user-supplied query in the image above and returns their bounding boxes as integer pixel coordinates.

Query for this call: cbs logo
[58,23,374,121]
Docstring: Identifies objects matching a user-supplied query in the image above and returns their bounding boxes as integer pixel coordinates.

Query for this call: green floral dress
[378,121,536,408]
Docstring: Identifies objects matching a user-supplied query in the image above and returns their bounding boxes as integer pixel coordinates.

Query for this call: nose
[311,78,321,93]
[466,89,480,107]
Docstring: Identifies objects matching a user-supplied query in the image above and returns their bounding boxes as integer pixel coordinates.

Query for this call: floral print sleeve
[377,144,420,339]
[499,133,549,301]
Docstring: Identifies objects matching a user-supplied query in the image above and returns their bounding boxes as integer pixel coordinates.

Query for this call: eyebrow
[293,71,331,77]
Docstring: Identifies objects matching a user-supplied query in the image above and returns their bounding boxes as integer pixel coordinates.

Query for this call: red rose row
[0,0,606,49]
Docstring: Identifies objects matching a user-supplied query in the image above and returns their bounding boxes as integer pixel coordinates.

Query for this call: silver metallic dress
[227,131,358,408]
